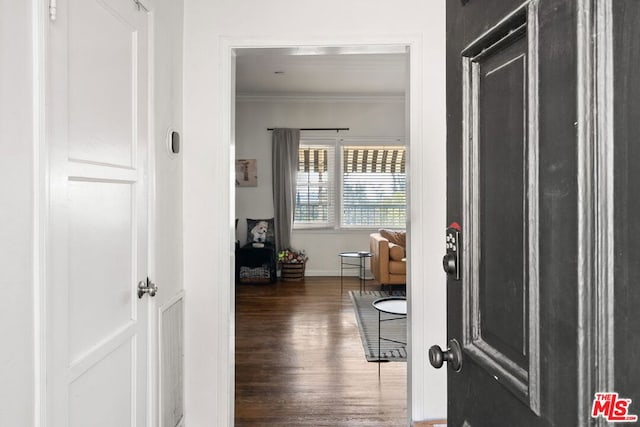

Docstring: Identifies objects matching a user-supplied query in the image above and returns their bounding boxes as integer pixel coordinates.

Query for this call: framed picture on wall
[235,159,258,187]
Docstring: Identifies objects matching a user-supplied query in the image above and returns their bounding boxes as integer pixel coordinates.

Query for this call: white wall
[151,0,185,425]
[0,1,35,425]
[235,96,404,275]
[153,0,184,300]
[0,1,184,425]
[183,1,447,425]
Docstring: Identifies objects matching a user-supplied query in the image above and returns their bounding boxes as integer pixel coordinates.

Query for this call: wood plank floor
[235,276,407,426]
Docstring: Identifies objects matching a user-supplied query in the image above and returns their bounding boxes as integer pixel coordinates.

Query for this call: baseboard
[305,269,340,276]
[413,420,447,427]
[305,269,375,278]
[360,271,375,280]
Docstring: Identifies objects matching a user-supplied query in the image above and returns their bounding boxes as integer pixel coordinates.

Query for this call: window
[341,146,406,228]
[294,144,335,228]
[294,140,406,229]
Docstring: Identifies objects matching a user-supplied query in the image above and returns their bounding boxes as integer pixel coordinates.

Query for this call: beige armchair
[369,232,406,286]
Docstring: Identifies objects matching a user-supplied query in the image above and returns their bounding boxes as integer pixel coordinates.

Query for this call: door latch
[137,277,158,299]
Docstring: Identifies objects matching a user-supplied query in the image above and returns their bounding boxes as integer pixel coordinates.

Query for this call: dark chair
[236,242,277,284]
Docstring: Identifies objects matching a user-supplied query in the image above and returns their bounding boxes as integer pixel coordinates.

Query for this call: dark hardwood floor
[235,276,407,426]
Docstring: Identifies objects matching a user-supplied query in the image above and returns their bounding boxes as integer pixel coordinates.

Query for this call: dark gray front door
[445,3,573,425]
[612,0,640,421]
[439,0,640,425]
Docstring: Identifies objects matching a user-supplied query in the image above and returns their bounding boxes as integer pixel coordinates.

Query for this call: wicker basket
[281,262,305,281]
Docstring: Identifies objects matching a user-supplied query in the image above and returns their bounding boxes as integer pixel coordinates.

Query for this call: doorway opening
[232,45,411,424]
[206,35,447,424]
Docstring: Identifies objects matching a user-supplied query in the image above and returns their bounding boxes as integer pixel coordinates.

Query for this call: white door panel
[68,180,134,359]
[69,338,134,427]
[67,0,137,167]
[47,0,149,425]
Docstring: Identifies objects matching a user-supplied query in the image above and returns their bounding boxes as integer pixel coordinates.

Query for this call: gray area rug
[349,290,407,362]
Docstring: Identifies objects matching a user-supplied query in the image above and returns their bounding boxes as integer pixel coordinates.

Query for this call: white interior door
[47,0,150,425]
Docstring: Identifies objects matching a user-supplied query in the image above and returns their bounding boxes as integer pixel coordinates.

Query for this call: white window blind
[341,145,406,228]
[294,144,335,227]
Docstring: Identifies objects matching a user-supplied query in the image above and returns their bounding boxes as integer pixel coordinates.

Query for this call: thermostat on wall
[170,130,180,154]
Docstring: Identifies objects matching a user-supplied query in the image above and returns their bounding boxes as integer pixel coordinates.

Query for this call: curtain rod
[267,127,349,132]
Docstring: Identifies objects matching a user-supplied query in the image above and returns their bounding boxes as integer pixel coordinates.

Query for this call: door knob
[442,254,457,275]
[429,339,462,372]
[137,278,158,299]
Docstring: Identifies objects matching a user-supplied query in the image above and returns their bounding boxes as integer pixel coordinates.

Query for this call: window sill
[293,227,380,235]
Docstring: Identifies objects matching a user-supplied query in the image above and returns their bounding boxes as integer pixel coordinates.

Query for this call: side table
[372,296,407,376]
[339,251,372,294]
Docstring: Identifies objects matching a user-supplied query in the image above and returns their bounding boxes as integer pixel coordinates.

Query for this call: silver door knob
[138,278,158,299]
[429,338,462,372]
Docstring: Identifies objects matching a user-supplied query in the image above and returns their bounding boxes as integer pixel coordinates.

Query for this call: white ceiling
[235,49,407,96]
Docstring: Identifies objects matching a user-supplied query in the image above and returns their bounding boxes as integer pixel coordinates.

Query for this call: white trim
[339,136,405,144]
[236,93,405,103]
[207,32,442,426]
[147,6,157,427]
[220,38,237,427]
[33,0,47,424]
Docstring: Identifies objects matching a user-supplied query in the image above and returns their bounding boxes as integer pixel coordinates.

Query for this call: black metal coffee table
[372,296,407,376]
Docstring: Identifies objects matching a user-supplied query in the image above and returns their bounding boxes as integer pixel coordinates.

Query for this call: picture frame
[235,159,258,187]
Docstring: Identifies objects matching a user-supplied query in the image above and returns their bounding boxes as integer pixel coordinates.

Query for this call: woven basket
[281,262,305,281]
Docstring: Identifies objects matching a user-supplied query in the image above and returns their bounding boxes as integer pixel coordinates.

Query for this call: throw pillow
[379,229,406,248]
[246,218,275,244]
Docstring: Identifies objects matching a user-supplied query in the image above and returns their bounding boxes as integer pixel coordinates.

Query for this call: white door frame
[197,33,448,424]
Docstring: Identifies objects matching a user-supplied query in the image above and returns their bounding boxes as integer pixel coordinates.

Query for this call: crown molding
[236,92,406,103]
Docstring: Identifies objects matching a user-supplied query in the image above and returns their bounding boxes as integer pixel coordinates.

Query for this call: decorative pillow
[246,218,275,244]
[379,229,406,248]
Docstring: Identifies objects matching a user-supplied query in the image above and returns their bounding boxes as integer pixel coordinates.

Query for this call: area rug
[349,290,407,362]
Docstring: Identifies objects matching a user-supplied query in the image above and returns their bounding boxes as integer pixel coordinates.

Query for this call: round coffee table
[372,296,407,376]
[338,251,372,294]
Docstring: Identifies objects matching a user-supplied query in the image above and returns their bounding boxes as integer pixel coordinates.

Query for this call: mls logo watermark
[592,393,638,423]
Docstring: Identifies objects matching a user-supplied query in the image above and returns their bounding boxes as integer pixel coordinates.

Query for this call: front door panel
[477,36,527,369]
[447,0,580,425]
[460,4,540,411]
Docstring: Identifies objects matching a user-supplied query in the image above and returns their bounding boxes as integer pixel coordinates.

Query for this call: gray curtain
[272,128,300,253]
